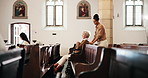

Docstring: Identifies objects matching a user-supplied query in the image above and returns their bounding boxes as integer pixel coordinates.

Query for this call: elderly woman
[54,31,90,72]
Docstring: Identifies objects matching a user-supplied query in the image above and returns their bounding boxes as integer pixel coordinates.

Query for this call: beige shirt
[22,40,29,45]
[17,40,29,48]
[75,38,89,49]
[94,23,106,42]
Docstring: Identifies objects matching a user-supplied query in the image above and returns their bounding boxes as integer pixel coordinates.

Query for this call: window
[125,0,143,26]
[46,0,63,26]
[10,22,30,45]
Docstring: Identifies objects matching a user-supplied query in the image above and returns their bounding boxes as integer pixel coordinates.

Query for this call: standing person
[53,31,90,72]
[19,32,30,45]
[89,14,108,47]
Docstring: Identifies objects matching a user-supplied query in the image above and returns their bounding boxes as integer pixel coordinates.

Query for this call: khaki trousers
[97,39,108,47]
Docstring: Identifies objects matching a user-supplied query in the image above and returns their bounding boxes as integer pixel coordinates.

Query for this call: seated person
[53,31,90,72]
[17,32,30,47]
[9,32,30,50]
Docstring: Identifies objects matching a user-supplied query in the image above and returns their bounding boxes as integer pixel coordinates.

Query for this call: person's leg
[56,54,70,66]
[54,54,71,72]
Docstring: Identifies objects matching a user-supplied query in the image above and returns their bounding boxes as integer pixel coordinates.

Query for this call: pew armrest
[74,62,96,76]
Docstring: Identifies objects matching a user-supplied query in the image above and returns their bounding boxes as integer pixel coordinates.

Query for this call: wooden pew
[23,44,61,78]
[78,48,148,78]
[109,48,148,78]
[68,44,103,77]
[23,45,53,78]
[50,43,61,63]
[78,48,114,78]
[109,44,148,54]
[0,48,25,78]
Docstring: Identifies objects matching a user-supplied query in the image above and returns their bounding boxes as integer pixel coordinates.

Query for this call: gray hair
[83,31,90,38]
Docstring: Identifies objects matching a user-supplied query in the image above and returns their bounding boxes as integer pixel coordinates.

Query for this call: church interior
[0,0,148,78]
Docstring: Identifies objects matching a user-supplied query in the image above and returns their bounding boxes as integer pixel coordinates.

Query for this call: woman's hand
[89,42,93,45]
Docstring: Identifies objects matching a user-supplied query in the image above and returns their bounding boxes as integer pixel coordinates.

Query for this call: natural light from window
[125,0,143,26]
[10,23,30,45]
[46,0,63,26]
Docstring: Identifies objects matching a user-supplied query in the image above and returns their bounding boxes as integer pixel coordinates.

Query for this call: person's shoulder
[83,39,89,43]
[98,23,105,29]
[99,23,104,27]
[23,41,29,45]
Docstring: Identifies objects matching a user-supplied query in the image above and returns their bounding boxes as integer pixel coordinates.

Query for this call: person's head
[20,32,30,44]
[82,31,90,39]
[93,14,99,25]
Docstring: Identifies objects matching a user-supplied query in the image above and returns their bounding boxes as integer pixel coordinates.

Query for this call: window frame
[10,22,30,44]
[125,0,143,26]
[46,0,63,27]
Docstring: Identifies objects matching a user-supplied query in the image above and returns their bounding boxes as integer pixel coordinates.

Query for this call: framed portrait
[12,0,28,19]
[77,0,91,19]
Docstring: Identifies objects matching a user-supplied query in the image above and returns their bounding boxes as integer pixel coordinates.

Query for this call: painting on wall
[12,0,28,19]
[77,0,91,19]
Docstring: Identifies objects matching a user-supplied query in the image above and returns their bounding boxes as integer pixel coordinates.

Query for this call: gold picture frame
[12,0,28,19]
[77,0,91,19]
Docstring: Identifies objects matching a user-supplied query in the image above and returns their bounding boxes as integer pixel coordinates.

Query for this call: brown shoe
[54,65,62,73]
[54,63,58,68]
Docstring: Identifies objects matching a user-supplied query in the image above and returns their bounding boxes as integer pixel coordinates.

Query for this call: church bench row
[56,44,104,78]
[57,44,148,78]
[78,47,148,78]
[108,44,148,54]
[23,44,60,78]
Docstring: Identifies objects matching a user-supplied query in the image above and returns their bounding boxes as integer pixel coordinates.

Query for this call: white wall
[113,0,148,44]
[0,0,98,55]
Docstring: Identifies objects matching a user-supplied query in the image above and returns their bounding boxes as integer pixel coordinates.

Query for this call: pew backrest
[109,48,148,78]
[69,44,102,76]
[109,44,148,54]
[0,48,25,78]
[78,48,114,78]
[75,47,103,77]
[84,44,99,63]
[78,47,148,78]
[23,44,57,78]
[52,43,60,63]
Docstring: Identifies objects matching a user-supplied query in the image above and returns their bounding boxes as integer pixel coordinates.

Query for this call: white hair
[83,30,90,38]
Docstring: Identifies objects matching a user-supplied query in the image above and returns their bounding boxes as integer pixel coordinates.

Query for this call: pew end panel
[78,48,115,78]
[74,47,103,77]
[69,44,104,77]
[23,45,41,78]
[23,44,60,78]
